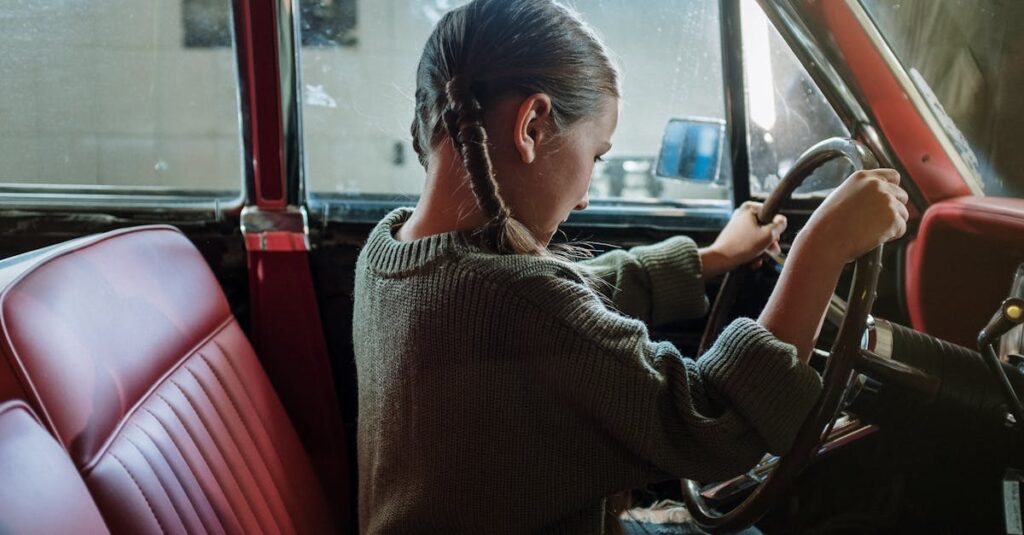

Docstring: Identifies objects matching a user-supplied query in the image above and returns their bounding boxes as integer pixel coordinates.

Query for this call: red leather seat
[906,196,1024,347]
[0,226,336,534]
[0,400,109,535]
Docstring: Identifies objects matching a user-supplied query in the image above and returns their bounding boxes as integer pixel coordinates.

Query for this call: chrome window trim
[0,187,242,222]
[307,195,733,233]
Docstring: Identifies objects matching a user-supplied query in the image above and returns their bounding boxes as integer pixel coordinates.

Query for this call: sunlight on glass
[741,0,776,131]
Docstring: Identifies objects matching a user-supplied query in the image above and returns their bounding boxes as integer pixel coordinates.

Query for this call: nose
[575,195,589,211]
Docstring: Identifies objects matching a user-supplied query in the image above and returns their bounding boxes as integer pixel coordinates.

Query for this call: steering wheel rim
[681,138,882,532]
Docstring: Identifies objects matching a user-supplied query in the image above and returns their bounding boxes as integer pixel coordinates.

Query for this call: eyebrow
[602,143,613,152]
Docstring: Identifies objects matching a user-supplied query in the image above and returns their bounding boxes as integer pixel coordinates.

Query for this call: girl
[352,0,909,533]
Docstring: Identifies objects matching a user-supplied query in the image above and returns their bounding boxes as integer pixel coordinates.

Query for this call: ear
[513,93,553,164]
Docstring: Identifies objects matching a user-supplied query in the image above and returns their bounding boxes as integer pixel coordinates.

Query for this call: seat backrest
[0,226,335,534]
[0,400,109,535]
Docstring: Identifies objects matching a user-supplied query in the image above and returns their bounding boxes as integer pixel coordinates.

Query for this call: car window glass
[297,0,729,207]
[860,0,1024,198]
[742,0,851,198]
[0,1,244,195]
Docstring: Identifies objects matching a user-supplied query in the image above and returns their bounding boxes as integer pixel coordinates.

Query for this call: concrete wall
[299,0,726,198]
[0,0,242,190]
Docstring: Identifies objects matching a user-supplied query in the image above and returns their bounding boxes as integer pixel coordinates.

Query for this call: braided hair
[410,0,619,255]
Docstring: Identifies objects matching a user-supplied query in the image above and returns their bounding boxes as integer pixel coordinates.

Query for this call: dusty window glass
[860,0,1024,198]
[741,0,850,198]
[299,0,728,204]
[0,1,243,194]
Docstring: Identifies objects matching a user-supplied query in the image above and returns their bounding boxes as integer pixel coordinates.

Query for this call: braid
[443,77,503,221]
[410,120,425,167]
[443,77,541,254]
[410,89,429,168]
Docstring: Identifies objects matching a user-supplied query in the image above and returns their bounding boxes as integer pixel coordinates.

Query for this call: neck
[397,145,488,242]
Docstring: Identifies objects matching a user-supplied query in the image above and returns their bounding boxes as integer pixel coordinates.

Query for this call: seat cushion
[906,196,1024,346]
[0,226,335,534]
[0,400,109,535]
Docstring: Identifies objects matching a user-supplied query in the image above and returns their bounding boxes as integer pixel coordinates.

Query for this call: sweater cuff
[632,236,709,325]
[696,318,823,454]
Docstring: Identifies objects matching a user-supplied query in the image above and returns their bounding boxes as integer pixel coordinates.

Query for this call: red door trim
[235,0,286,208]
[800,0,973,204]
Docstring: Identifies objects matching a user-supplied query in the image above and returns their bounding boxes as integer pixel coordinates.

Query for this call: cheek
[575,160,596,195]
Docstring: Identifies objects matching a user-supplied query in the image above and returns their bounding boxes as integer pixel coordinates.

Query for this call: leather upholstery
[906,196,1024,347]
[0,400,109,535]
[0,226,335,534]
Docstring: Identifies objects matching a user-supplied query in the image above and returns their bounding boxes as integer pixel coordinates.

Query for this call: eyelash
[594,156,605,163]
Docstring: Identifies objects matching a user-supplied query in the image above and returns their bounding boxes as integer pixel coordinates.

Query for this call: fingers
[890,213,908,241]
[771,214,787,236]
[893,198,910,222]
[866,169,908,205]
[864,169,910,243]
[874,168,901,185]
[887,183,909,205]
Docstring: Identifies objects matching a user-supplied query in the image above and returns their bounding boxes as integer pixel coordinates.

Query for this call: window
[741,0,850,198]
[860,0,1024,198]
[298,0,728,207]
[0,1,244,196]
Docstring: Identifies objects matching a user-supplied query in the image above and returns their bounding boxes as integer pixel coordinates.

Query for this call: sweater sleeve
[576,236,709,326]
[521,275,822,483]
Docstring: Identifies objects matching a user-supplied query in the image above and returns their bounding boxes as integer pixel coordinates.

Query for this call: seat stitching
[131,420,215,535]
[140,406,229,535]
[78,315,237,475]
[151,394,246,534]
[167,379,266,535]
[195,351,298,533]
[211,340,298,492]
[109,450,166,535]
[182,363,285,535]
[123,433,192,533]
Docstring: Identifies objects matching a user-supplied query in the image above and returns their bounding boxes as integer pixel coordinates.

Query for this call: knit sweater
[353,208,822,534]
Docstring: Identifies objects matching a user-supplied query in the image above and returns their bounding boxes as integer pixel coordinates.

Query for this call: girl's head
[411,0,620,254]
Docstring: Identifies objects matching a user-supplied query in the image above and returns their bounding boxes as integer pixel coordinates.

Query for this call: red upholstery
[906,197,1024,347]
[0,226,336,534]
[0,400,109,535]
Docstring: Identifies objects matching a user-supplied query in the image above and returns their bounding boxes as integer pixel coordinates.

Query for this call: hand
[798,169,910,267]
[701,201,787,280]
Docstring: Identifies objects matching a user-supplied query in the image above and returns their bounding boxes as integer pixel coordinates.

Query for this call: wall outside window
[297,0,728,204]
[0,0,243,194]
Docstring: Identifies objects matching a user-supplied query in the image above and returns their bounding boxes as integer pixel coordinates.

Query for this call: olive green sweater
[353,208,822,533]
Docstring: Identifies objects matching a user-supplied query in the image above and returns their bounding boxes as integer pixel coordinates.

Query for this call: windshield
[860,0,1024,198]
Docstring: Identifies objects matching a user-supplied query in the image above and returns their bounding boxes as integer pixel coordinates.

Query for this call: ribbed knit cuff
[697,318,822,454]
[632,236,709,325]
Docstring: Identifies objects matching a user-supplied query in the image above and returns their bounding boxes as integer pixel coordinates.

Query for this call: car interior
[1,0,1023,533]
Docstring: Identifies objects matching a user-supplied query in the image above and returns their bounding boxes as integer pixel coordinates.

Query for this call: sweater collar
[362,208,471,274]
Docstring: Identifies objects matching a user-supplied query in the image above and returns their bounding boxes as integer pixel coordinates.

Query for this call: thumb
[770,214,787,241]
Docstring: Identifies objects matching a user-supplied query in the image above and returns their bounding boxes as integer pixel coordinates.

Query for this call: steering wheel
[681,138,882,532]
